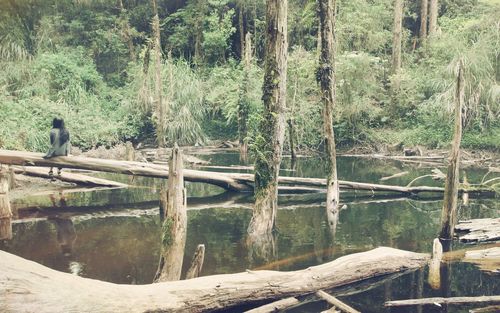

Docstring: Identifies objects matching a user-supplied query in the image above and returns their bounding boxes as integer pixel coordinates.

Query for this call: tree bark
[155,144,187,282]
[118,0,136,61]
[249,0,288,236]
[239,1,246,60]
[238,32,252,157]
[419,0,428,45]
[428,0,438,37]
[151,0,165,147]
[0,247,429,312]
[392,0,404,75]
[318,0,340,218]
[439,60,464,240]
[0,166,12,240]
[316,290,361,313]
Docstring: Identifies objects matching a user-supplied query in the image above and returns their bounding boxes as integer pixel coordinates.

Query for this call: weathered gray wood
[185,244,205,279]
[470,305,500,313]
[428,238,443,290]
[385,296,500,307]
[0,149,495,196]
[245,297,299,313]
[156,144,187,282]
[455,219,500,243]
[463,247,500,274]
[12,167,127,188]
[0,166,12,240]
[316,290,360,313]
[0,247,428,312]
[439,60,464,240]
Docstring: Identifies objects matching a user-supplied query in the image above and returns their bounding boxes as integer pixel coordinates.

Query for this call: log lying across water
[0,247,428,313]
[455,218,500,243]
[0,149,495,195]
[385,296,500,307]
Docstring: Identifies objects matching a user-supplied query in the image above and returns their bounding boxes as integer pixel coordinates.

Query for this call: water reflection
[1,153,498,312]
[48,216,77,256]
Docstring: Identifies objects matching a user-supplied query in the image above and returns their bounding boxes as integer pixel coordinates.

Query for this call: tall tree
[238,32,252,157]
[118,0,135,61]
[419,0,428,45]
[428,0,438,37]
[151,0,165,147]
[248,0,288,236]
[392,0,404,75]
[317,0,340,219]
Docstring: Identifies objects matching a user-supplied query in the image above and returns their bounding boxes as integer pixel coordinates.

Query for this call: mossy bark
[248,0,288,236]
[439,60,464,240]
[318,0,340,216]
[155,144,187,282]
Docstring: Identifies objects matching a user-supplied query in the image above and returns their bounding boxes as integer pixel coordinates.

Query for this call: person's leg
[49,167,56,182]
[57,168,62,176]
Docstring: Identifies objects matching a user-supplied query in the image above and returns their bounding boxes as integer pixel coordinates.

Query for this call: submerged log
[13,167,127,188]
[0,247,428,312]
[0,149,495,195]
[455,218,500,243]
[385,296,500,307]
[185,244,205,279]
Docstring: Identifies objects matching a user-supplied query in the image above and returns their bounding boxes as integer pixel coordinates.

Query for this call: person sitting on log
[43,118,70,181]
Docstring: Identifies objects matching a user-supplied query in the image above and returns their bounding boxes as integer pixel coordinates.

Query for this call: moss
[161,217,174,247]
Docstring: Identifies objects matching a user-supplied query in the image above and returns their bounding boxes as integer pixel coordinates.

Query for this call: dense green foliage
[0,0,498,152]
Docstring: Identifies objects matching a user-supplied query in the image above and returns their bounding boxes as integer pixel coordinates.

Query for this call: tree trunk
[155,144,187,282]
[239,1,245,60]
[151,0,165,147]
[288,76,298,164]
[439,60,464,240]
[419,0,428,45]
[428,0,438,37]
[0,247,429,312]
[248,0,288,236]
[194,0,205,65]
[0,166,12,240]
[118,0,135,61]
[392,0,403,75]
[238,32,252,157]
[318,0,340,217]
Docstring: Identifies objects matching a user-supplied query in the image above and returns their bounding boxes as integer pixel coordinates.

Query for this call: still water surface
[1,153,498,312]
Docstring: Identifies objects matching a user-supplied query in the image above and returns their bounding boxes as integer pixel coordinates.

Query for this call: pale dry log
[385,296,500,307]
[316,290,360,313]
[0,150,494,195]
[455,219,500,243]
[428,238,443,290]
[463,247,500,274]
[186,244,206,279]
[0,247,428,313]
[471,305,500,313]
[245,297,299,313]
[0,167,12,240]
[12,166,127,188]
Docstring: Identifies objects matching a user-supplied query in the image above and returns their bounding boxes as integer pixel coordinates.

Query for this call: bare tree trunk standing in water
[428,0,438,37]
[248,0,288,236]
[238,32,252,158]
[151,0,165,147]
[439,60,464,241]
[392,0,403,76]
[419,0,428,46]
[317,0,340,220]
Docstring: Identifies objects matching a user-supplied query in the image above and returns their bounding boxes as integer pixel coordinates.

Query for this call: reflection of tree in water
[247,231,277,269]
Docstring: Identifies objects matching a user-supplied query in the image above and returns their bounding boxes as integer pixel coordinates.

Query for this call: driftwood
[12,166,127,188]
[471,306,500,313]
[0,149,495,196]
[0,247,428,312]
[245,297,299,313]
[463,247,500,274]
[455,218,500,243]
[385,296,500,307]
[316,290,360,313]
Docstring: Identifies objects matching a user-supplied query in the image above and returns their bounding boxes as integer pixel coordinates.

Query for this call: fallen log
[245,297,300,313]
[385,296,500,307]
[0,149,495,196]
[12,166,127,188]
[455,218,500,243]
[463,247,500,274]
[471,305,500,313]
[316,290,360,313]
[0,247,428,312]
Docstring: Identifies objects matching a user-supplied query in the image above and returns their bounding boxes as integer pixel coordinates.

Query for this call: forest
[0,0,498,152]
[0,0,499,312]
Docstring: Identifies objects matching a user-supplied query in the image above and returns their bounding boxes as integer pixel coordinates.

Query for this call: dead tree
[155,144,187,282]
[428,0,438,37]
[318,0,340,218]
[248,0,288,236]
[439,60,464,240]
